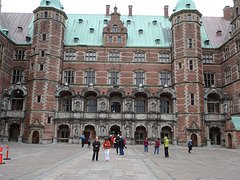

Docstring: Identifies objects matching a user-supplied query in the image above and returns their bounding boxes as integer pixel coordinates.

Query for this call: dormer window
[79,19,83,24]
[90,28,94,33]
[216,30,222,36]
[46,1,50,5]
[138,29,143,35]
[186,4,191,8]
[204,40,210,46]
[44,12,48,18]
[17,26,23,32]
[153,20,157,25]
[127,20,131,25]
[74,37,79,43]
[25,36,31,42]
[112,25,118,32]
[55,14,59,21]
[155,39,160,44]
[104,19,108,24]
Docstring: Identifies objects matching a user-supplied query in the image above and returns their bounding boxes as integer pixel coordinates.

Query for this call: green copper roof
[173,0,197,13]
[231,117,240,130]
[65,14,172,47]
[40,0,64,11]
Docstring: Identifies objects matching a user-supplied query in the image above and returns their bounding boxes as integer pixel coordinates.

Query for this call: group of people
[92,135,127,162]
[144,136,169,157]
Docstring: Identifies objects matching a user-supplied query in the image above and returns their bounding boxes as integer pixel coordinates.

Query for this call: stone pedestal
[172,137,177,146]
[52,137,57,144]
[18,135,23,143]
[68,137,73,144]
[206,139,211,147]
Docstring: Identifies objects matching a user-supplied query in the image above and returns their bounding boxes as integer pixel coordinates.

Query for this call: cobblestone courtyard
[0,142,239,180]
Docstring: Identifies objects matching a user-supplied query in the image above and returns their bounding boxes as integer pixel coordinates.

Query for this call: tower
[25,0,67,143]
[170,0,204,146]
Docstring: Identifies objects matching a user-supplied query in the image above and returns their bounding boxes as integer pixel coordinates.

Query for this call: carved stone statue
[75,101,81,112]
[125,100,132,112]
[73,125,80,138]
[223,102,230,114]
[1,99,7,110]
[101,101,105,111]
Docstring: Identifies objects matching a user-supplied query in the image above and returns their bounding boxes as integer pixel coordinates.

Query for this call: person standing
[88,136,91,148]
[92,137,100,161]
[103,137,111,162]
[143,138,148,152]
[162,136,169,157]
[119,136,124,155]
[115,135,120,154]
[154,138,160,154]
[81,134,85,148]
[187,139,193,153]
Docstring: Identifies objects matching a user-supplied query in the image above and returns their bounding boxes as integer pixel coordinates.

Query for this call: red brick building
[0,0,240,148]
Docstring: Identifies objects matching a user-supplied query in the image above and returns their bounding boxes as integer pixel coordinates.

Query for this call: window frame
[12,68,24,83]
[134,71,145,85]
[134,51,145,62]
[85,70,95,84]
[65,49,76,61]
[109,50,120,62]
[85,50,96,61]
[108,71,119,85]
[159,71,171,86]
[63,70,75,84]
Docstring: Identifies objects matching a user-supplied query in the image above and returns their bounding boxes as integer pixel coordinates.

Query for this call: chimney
[106,5,110,16]
[223,6,233,21]
[164,5,169,18]
[128,5,133,16]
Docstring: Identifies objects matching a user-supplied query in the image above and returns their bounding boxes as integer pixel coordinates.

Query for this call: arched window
[112,25,118,32]
[111,102,121,113]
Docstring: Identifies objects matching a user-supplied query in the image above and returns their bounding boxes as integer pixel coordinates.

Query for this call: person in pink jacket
[144,138,148,152]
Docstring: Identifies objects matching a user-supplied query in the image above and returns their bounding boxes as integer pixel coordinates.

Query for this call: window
[186,4,190,8]
[118,36,121,43]
[41,50,45,57]
[127,20,131,25]
[0,43,3,61]
[86,50,96,61]
[12,98,23,110]
[134,51,145,62]
[188,39,192,48]
[86,99,97,112]
[160,72,171,86]
[42,34,46,41]
[104,19,108,24]
[159,52,170,63]
[46,1,50,5]
[14,49,25,60]
[109,36,112,42]
[134,72,145,85]
[135,100,145,113]
[160,100,170,113]
[225,68,231,84]
[204,40,210,46]
[85,70,95,84]
[204,72,215,87]
[112,25,118,32]
[37,95,41,103]
[236,7,239,16]
[40,64,44,71]
[224,47,230,60]
[90,28,94,33]
[48,117,51,124]
[155,39,160,44]
[177,16,180,23]
[203,52,213,63]
[111,102,121,113]
[138,29,143,35]
[153,20,157,25]
[187,14,191,21]
[44,12,48,18]
[55,14,59,21]
[64,70,75,84]
[190,94,194,105]
[12,69,23,83]
[109,71,119,85]
[62,98,72,112]
[65,49,76,60]
[207,103,219,114]
[78,19,83,24]
[236,39,240,52]
[179,63,182,69]
[109,50,120,61]
[189,60,193,70]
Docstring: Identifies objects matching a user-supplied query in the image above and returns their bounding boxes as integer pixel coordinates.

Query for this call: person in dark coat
[92,137,101,161]
[119,136,124,155]
[115,135,120,154]
[187,139,193,153]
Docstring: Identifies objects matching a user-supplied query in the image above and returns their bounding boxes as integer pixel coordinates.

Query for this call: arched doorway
[190,134,198,146]
[58,125,70,142]
[135,126,147,144]
[32,131,39,144]
[228,133,232,149]
[209,127,221,145]
[83,125,96,144]
[161,126,172,144]
[109,125,121,136]
[9,123,20,141]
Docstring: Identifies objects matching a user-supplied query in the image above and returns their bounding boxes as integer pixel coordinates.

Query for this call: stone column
[147,123,151,138]
[69,123,73,144]
[131,122,135,145]
[18,122,24,143]
[79,123,83,144]
[106,123,109,136]
[206,125,211,147]
[121,123,125,137]
[52,122,58,144]
[3,121,9,142]
[96,124,99,137]
[221,126,225,147]
[172,124,177,146]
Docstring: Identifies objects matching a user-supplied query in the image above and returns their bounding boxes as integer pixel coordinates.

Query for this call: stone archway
[190,133,198,147]
[109,125,121,136]
[83,125,96,144]
[228,133,232,149]
[135,126,147,145]
[210,127,221,145]
[58,125,70,143]
[9,123,20,141]
[32,131,39,144]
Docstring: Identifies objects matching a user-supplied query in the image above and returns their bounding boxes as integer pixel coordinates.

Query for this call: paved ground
[0,142,239,180]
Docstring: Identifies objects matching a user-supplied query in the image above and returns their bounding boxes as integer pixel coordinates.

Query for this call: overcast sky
[1,0,234,17]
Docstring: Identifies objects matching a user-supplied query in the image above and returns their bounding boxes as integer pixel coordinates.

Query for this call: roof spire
[173,0,197,13]
[40,0,64,11]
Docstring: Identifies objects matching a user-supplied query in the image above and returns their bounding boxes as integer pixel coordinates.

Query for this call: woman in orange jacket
[103,137,111,162]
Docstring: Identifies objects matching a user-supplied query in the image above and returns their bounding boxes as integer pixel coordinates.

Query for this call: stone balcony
[1,110,25,118]
[55,112,175,121]
[205,114,225,122]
